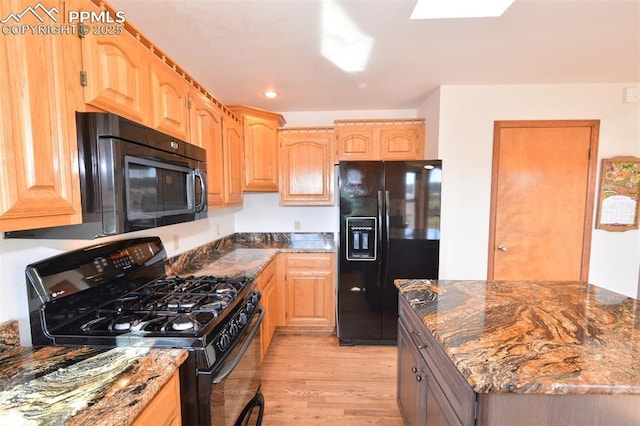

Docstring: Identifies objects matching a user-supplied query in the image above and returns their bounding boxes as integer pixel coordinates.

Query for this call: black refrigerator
[337,160,442,345]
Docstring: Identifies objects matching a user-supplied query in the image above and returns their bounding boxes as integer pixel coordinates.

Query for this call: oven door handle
[212,307,264,385]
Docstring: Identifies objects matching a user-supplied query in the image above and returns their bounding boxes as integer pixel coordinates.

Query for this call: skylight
[410,0,516,19]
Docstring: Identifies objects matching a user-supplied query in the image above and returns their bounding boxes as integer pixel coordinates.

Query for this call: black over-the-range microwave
[6,112,208,239]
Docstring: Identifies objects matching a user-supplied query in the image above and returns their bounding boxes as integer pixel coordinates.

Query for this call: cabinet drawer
[399,297,475,425]
[285,253,333,272]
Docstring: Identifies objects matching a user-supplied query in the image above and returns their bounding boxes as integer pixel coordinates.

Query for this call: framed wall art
[595,156,640,231]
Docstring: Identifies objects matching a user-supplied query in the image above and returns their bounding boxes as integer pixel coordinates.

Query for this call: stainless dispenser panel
[346,217,377,261]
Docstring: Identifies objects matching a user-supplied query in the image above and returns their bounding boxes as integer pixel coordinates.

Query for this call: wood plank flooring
[260,330,404,425]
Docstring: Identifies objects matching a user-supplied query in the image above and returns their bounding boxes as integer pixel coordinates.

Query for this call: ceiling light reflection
[321,0,373,72]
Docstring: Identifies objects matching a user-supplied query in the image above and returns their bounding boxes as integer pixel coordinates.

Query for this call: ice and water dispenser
[346,217,377,261]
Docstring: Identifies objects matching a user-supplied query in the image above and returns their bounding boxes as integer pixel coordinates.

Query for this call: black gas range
[26,237,264,425]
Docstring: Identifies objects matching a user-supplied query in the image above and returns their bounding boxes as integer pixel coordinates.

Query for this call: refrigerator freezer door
[338,162,385,344]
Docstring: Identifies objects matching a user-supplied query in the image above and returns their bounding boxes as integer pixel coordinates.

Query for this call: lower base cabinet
[257,258,279,361]
[398,296,475,426]
[131,371,182,426]
[258,252,336,358]
[283,253,335,329]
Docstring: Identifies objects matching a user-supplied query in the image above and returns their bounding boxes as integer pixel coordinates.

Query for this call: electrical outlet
[172,234,179,250]
[293,220,301,231]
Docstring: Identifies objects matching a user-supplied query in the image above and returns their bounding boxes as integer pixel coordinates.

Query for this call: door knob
[497,244,508,252]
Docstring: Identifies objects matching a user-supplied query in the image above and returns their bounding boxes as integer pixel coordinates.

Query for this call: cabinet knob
[497,244,508,252]
[411,366,418,373]
[415,375,423,382]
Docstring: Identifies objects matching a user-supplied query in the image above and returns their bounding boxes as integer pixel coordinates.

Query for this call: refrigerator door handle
[384,190,391,277]
[377,190,384,288]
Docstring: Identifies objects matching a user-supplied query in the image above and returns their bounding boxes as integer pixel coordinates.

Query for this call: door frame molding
[487,119,600,282]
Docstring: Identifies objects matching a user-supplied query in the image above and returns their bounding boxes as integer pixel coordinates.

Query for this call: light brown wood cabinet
[131,371,182,426]
[189,90,226,207]
[229,106,286,192]
[282,253,335,329]
[257,258,280,361]
[0,0,84,232]
[335,118,425,161]
[278,127,335,206]
[80,10,151,124]
[222,116,245,206]
[149,55,191,142]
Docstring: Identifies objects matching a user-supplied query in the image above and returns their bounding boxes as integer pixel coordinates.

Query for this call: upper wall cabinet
[0,0,84,232]
[190,90,226,207]
[335,118,425,162]
[81,0,191,142]
[149,55,191,142]
[80,14,151,124]
[229,106,286,192]
[222,116,245,206]
[278,127,335,206]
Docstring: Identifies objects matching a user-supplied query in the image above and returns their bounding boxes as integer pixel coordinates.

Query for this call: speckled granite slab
[0,346,187,425]
[396,279,640,396]
[0,321,19,352]
[166,232,334,276]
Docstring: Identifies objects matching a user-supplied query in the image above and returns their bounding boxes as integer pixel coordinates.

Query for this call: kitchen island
[396,279,640,426]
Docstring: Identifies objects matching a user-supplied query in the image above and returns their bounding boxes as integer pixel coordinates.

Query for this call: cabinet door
[336,128,376,161]
[190,92,225,206]
[279,131,335,206]
[81,14,150,124]
[131,372,182,426]
[222,117,244,205]
[284,253,335,328]
[380,125,423,160]
[257,260,277,361]
[228,106,284,192]
[0,0,83,232]
[397,319,428,425]
[149,56,191,141]
[243,116,280,191]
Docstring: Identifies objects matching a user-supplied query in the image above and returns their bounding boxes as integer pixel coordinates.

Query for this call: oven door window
[125,156,195,219]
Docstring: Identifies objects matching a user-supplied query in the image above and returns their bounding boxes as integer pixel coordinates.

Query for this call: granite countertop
[396,279,640,396]
[0,323,188,425]
[0,233,335,425]
[165,232,335,276]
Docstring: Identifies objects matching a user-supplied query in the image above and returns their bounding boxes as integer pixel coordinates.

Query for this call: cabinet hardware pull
[410,330,427,349]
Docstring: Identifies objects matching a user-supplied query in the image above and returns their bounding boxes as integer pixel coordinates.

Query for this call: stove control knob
[237,310,248,327]
[228,321,239,338]
[245,301,255,313]
[217,333,231,352]
[250,292,261,305]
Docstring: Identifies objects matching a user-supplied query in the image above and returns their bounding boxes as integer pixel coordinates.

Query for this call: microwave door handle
[212,307,264,385]
[194,170,206,212]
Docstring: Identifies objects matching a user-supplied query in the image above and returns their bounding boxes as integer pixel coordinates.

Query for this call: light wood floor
[260,330,404,425]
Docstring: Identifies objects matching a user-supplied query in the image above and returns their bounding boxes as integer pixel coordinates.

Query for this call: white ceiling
[109,0,640,112]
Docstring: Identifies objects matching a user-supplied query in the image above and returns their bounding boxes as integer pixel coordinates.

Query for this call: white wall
[425,83,640,298]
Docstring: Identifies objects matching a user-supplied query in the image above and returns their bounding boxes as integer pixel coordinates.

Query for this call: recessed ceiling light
[264,90,278,99]
[411,0,515,19]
